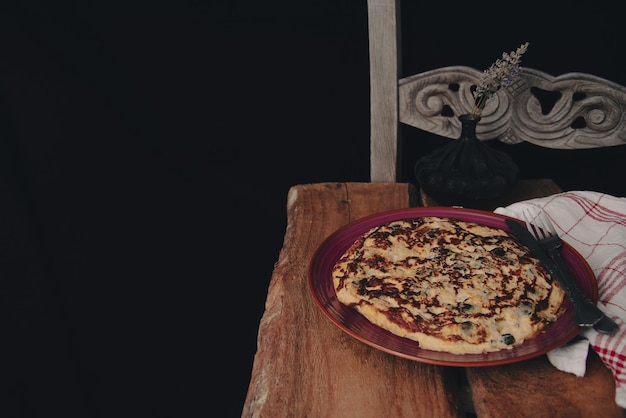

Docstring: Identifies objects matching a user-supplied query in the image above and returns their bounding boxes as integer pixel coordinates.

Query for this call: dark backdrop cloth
[1,2,369,417]
[1,1,625,417]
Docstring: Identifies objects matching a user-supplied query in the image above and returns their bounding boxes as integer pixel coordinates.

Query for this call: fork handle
[551,249,595,303]
[548,248,604,327]
[549,249,617,333]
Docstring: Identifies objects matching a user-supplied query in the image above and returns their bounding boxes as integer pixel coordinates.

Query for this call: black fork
[522,210,618,334]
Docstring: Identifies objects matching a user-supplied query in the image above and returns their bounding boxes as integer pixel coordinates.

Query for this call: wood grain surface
[242,182,463,417]
[467,349,624,418]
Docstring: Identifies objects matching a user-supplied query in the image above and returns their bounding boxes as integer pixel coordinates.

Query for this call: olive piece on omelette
[332,217,566,354]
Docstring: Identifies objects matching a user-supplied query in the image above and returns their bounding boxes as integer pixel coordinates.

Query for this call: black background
[2,1,625,417]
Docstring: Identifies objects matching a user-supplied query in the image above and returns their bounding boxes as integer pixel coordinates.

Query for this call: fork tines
[522,209,557,240]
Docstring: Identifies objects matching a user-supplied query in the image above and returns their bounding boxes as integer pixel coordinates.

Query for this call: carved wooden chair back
[367,0,626,183]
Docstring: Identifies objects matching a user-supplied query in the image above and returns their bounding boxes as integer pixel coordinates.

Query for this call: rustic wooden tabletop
[242,181,624,418]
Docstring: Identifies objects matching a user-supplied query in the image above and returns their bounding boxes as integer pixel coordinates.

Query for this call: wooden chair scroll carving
[399,66,626,149]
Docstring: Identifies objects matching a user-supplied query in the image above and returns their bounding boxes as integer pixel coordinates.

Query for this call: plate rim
[308,206,598,367]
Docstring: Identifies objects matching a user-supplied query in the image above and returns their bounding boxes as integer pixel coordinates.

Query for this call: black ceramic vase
[414,114,519,206]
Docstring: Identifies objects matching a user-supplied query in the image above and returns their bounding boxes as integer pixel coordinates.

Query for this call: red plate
[308,206,598,367]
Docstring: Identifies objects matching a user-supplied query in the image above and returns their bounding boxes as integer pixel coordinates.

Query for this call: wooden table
[242,181,625,417]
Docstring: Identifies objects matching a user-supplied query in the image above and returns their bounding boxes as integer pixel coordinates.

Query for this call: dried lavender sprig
[471,42,529,118]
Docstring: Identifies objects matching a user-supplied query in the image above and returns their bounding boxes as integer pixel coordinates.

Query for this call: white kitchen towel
[494,191,626,408]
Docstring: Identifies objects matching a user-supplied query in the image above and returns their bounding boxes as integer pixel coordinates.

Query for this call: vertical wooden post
[367,0,401,182]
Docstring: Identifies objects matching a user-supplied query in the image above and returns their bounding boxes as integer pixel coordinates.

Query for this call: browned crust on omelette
[332,217,566,354]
